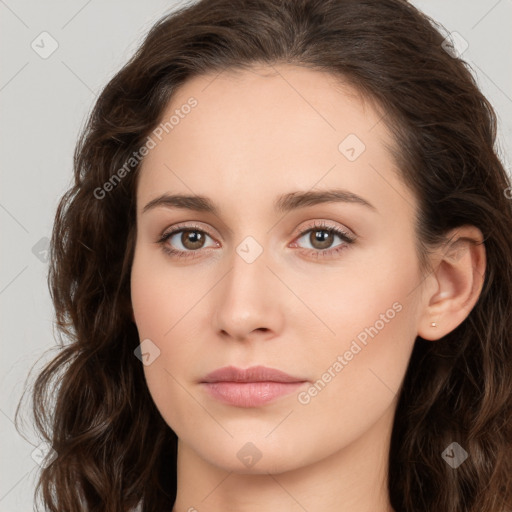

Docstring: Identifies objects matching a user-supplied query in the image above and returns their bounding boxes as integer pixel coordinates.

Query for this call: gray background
[1,0,511,509]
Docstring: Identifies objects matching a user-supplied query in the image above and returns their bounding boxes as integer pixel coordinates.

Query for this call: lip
[200,365,308,407]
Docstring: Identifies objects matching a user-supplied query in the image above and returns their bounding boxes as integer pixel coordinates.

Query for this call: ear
[417,225,486,341]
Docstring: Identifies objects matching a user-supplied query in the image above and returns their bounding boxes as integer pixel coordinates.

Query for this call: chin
[186,435,315,476]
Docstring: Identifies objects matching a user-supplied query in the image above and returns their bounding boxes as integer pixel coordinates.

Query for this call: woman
[18,0,512,511]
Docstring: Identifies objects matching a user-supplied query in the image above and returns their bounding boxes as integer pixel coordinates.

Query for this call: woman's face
[131,64,425,474]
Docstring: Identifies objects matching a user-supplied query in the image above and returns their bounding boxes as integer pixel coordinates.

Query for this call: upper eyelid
[162,221,217,240]
[304,220,355,238]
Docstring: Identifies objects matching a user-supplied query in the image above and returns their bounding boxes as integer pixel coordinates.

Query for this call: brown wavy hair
[15,0,512,510]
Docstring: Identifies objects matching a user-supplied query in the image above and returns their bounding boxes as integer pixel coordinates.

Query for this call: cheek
[289,235,419,352]
[292,242,420,412]
[130,247,211,435]
[130,242,202,337]
[290,282,418,457]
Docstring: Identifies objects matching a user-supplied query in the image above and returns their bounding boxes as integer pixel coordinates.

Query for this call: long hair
[16,0,512,510]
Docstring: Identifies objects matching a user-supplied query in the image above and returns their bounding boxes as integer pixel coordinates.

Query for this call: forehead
[136,63,414,220]
[164,63,386,148]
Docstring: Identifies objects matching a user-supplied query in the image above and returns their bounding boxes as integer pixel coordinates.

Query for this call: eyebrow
[142,188,377,216]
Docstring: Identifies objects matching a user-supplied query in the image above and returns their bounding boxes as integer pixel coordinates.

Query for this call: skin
[130,64,486,512]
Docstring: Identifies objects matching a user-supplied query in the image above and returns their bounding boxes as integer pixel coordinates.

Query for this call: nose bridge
[213,234,282,339]
[222,236,270,310]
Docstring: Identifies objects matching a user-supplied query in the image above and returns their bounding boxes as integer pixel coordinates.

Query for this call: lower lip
[201,381,306,407]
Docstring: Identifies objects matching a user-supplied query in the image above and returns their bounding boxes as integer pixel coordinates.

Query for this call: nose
[212,247,284,342]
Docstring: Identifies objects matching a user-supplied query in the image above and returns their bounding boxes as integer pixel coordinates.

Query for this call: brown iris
[180,230,206,250]
[309,229,335,250]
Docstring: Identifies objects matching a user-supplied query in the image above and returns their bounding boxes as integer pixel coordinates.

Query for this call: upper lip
[201,365,306,383]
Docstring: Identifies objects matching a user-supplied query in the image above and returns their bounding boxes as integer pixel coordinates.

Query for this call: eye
[157,223,218,260]
[290,220,355,259]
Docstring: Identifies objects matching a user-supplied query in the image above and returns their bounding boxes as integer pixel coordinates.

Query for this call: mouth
[200,365,308,408]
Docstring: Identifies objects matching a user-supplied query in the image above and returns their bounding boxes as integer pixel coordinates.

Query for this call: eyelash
[156,221,356,261]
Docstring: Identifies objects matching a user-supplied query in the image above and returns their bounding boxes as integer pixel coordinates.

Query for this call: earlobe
[417,225,486,341]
